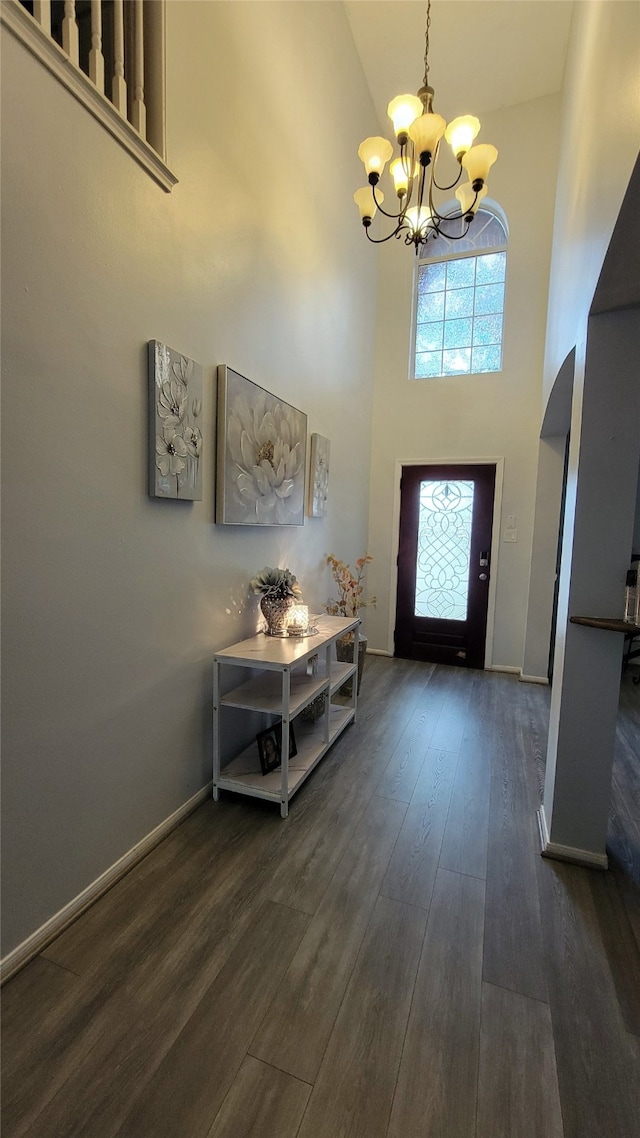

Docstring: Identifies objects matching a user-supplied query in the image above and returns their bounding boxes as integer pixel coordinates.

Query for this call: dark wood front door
[395,464,496,668]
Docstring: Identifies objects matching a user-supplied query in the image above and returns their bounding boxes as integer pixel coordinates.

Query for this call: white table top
[214,615,359,667]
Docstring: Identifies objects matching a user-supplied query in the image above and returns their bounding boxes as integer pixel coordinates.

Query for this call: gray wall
[1,1,378,957]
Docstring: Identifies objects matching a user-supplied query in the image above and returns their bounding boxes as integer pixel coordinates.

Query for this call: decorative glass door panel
[396,464,495,668]
[414,480,475,620]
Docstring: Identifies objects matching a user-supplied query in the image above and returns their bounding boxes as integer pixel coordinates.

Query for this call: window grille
[412,209,507,379]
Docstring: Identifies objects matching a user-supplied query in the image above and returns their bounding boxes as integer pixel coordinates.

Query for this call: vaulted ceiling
[344,0,575,131]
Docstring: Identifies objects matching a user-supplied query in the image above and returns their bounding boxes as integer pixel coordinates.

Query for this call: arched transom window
[412,209,508,379]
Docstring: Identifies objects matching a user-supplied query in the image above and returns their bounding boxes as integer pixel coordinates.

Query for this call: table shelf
[213,616,359,817]
[217,706,355,802]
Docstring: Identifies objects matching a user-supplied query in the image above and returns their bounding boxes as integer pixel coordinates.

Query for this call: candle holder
[286,604,309,636]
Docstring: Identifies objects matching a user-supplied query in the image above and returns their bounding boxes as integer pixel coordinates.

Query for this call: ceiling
[344,1,575,130]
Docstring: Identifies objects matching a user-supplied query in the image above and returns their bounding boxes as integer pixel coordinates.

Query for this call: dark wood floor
[2,658,639,1137]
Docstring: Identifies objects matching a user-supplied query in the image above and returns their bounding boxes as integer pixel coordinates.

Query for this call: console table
[213,615,359,817]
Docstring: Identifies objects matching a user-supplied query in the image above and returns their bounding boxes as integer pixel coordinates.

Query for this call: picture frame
[256,725,281,775]
[216,364,307,525]
[308,433,330,517]
[276,720,298,760]
[256,722,297,776]
[148,341,203,500]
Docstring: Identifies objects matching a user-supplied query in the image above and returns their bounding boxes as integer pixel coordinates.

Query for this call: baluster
[131,0,146,136]
[62,0,79,65]
[112,0,127,115]
[88,0,105,92]
[33,0,52,36]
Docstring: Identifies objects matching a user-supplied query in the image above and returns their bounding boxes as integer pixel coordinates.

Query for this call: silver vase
[260,594,294,636]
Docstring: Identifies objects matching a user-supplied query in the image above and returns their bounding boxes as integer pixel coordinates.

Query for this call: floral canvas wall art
[309,433,330,517]
[149,341,203,500]
[217,365,307,526]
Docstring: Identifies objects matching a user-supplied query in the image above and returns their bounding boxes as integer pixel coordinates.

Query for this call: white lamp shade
[357,135,393,177]
[390,156,417,197]
[408,112,446,159]
[353,185,382,221]
[455,181,488,216]
[405,204,433,237]
[445,115,481,158]
[387,94,423,138]
[461,143,498,185]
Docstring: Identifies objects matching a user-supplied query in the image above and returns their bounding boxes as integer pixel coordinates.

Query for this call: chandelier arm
[401,145,419,200]
[429,205,467,224]
[427,216,474,242]
[417,162,428,212]
[431,167,465,193]
[427,185,480,227]
[426,138,459,193]
[435,218,475,241]
[365,224,405,244]
[371,182,410,221]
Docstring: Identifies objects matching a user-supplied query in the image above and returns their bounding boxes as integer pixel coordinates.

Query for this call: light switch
[506,514,517,529]
[504,528,518,542]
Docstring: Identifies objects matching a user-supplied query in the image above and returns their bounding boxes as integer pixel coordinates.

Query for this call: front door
[395,464,496,668]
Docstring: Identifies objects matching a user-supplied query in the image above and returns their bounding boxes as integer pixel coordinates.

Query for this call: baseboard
[520,673,549,685]
[536,806,608,870]
[489,664,521,674]
[0,782,213,985]
[366,648,393,657]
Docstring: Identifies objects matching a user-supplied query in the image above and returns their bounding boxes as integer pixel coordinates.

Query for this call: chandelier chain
[423,0,432,88]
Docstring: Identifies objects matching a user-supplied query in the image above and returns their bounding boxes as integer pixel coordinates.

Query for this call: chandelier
[353,0,498,253]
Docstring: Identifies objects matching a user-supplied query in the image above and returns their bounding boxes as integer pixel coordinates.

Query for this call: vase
[260,594,295,636]
[335,633,368,696]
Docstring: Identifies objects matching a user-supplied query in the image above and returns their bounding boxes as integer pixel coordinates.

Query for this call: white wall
[366,94,560,666]
[521,435,567,682]
[542,308,640,858]
[543,0,640,399]
[522,0,640,678]
[0,1,378,958]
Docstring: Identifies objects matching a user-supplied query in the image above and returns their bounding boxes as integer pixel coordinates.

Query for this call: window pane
[472,344,501,372]
[413,235,506,383]
[474,283,504,315]
[419,262,446,294]
[414,480,475,619]
[415,351,443,378]
[418,209,506,258]
[416,322,443,352]
[417,290,445,323]
[442,347,471,374]
[445,287,474,319]
[476,252,506,284]
[473,314,502,345]
[443,318,472,349]
[446,258,475,289]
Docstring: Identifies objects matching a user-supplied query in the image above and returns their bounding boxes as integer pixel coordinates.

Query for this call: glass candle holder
[287,604,309,635]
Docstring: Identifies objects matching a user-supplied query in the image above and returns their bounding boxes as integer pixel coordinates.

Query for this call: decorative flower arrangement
[251,567,303,637]
[250,567,303,600]
[326,554,376,618]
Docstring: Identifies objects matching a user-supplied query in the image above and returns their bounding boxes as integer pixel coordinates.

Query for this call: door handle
[479,573,488,581]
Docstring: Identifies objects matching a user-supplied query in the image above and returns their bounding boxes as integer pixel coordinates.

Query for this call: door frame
[386,456,504,666]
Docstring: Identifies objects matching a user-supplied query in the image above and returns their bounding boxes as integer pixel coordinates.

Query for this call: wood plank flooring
[2,658,639,1138]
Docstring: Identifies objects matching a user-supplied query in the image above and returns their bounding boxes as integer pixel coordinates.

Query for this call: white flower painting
[217,366,307,526]
[149,341,203,500]
[309,433,330,517]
